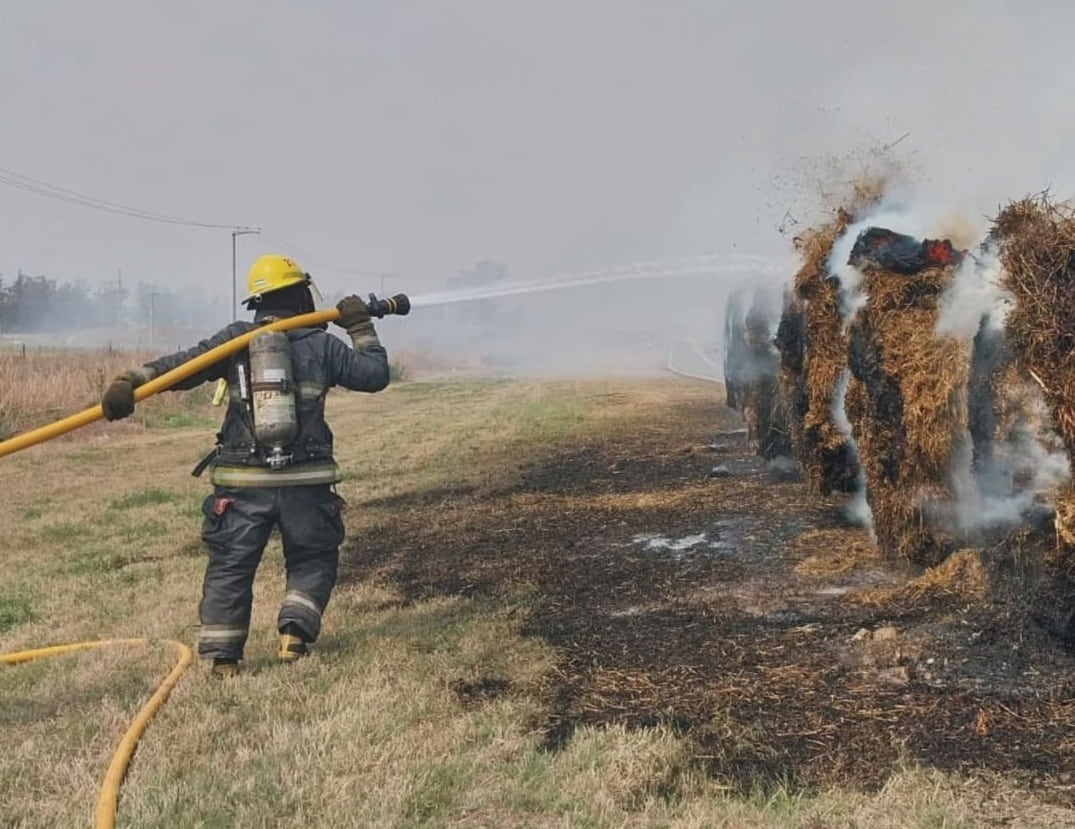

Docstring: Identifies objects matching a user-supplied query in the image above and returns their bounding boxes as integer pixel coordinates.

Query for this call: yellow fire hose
[1,638,194,828]
[0,308,340,460]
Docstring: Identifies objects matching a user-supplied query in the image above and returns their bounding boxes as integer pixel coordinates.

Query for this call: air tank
[248,331,297,463]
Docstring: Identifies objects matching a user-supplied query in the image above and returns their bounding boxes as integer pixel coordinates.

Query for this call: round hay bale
[722,285,790,459]
[844,229,970,565]
[995,197,1075,466]
[774,211,859,494]
[774,287,806,459]
[746,287,792,459]
[722,285,751,411]
[992,196,1075,561]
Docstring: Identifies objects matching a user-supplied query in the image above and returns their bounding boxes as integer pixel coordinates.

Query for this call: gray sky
[2,0,1075,300]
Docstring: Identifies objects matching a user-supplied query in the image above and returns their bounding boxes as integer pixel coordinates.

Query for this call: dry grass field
[1,373,1073,828]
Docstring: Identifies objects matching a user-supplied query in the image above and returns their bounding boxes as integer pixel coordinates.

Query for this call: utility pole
[231,228,261,321]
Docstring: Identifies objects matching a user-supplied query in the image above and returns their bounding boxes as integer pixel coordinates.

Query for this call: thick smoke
[936,244,1012,338]
[938,246,1069,531]
[950,403,1069,532]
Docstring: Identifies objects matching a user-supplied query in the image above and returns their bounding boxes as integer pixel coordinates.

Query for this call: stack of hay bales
[843,228,970,565]
[775,209,860,494]
[722,285,791,459]
[991,196,1075,560]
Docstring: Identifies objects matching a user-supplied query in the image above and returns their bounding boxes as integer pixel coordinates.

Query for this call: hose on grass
[1,638,194,829]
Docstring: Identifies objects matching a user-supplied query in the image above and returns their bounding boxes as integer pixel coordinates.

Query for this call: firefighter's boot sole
[211,659,240,679]
[278,633,308,662]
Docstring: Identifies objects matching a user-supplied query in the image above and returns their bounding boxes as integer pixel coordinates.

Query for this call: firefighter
[100,255,389,677]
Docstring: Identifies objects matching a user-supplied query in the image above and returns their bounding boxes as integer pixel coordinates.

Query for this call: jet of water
[406,254,784,309]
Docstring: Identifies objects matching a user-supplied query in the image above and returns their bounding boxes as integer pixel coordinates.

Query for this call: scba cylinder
[248,331,298,451]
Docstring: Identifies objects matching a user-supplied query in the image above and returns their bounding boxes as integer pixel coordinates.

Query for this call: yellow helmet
[244,255,309,302]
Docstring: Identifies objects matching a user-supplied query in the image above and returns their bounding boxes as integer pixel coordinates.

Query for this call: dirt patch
[340,391,1075,801]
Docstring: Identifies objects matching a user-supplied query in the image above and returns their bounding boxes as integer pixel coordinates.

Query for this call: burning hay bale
[844,228,970,565]
[774,209,859,494]
[992,196,1075,560]
[722,285,791,459]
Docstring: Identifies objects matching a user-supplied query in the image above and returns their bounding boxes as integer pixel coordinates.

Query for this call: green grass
[39,520,95,546]
[109,489,181,511]
[149,410,218,430]
[0,590,35,633]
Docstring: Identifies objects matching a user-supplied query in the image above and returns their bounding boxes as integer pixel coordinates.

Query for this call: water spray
[404,254,784,309]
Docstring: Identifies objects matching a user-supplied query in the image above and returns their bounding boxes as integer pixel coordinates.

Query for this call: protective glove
[335,295,380,349]
[335,295,372,331]
[101,368,155,421]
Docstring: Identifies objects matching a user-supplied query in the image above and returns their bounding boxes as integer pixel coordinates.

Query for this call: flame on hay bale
[845,229,970,565]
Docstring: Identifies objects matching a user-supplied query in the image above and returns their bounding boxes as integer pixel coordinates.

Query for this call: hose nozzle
[367,293,411,318]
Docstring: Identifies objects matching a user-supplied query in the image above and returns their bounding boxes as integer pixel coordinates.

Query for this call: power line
[0,164,393,277]
[257,230,389,277]
[0,165,250,230]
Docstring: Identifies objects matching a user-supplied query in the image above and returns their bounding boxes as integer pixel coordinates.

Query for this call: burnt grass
[340,394,1075,801]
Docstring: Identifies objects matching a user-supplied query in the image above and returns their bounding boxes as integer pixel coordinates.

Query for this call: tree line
[0,271,215,334]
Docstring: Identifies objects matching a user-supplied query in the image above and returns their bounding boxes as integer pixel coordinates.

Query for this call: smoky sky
[2,0,1075,299]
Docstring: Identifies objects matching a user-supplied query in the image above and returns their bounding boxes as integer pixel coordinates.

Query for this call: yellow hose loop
[0,308,341,460]
[1,637,194,829]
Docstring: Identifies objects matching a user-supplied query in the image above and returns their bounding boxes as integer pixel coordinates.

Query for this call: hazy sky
[3,1,1075,300]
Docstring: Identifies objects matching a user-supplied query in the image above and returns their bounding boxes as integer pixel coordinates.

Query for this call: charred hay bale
[845,229,969,565]
[722,285,791,459]
[774,289,806,456]
[774,212,858,494]
[743,290,792,459]
[992,196,1075,559]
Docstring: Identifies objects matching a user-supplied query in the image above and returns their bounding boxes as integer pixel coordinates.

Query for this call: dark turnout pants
[197,483,345,661]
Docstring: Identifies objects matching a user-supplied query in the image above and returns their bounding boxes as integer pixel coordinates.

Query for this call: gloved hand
[335,295,371,331]
[101,377,136,421]
[101,368,155,421]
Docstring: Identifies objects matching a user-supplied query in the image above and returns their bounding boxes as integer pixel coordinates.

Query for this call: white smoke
[936,243,1012,337]
[933,240,1069,531]
[951,401,1069,533]
[829,367,873,529]
[831,367,854,439]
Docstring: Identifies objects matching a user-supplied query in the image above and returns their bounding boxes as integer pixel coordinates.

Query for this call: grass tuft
[109,489,180,511]
[0,590,35,633]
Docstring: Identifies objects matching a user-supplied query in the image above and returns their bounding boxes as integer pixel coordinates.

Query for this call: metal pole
[231,232,237,322]
[231,228,261,321]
